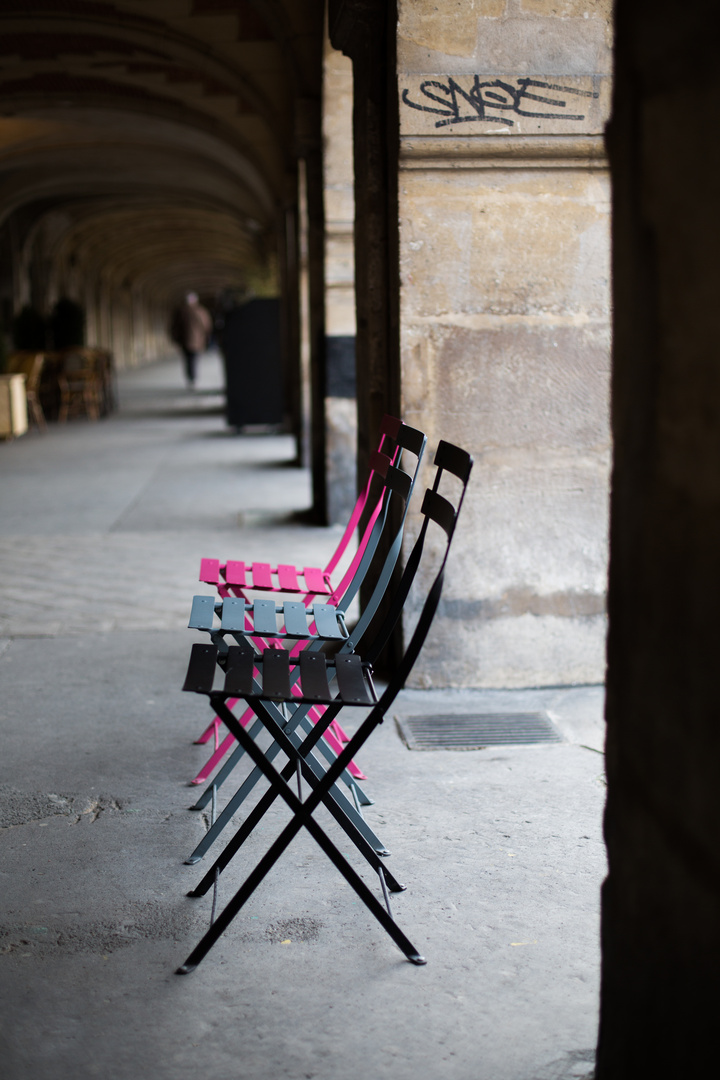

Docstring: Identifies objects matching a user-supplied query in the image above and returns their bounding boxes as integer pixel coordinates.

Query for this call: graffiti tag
[402,76,599,129]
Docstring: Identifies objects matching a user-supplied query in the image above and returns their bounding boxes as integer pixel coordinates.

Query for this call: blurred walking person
[170,292,212,387]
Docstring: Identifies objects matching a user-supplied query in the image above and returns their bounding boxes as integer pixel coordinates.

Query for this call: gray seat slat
[189,595,216,631]
[299,652,332,701]
[252,598,279,636]
[220,597,247,632]
[334,654,373,704]
[312,603,343,639]
[262,648,291,698]
[282,601,310,637]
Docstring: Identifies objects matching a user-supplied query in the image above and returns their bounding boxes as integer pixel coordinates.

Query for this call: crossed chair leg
[177,694,426,974]
[185,697,387,866]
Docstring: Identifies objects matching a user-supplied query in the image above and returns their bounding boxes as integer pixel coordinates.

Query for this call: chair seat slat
[302,566,329,593]
[220,597,247,632]
[251,562,274,589]
[276,564,301,591]
[334,653,373,704]
[299,652,332,700]
[223,646,255,696]
[420,489,456,537]
[282,602,310,637]
[312,603,344,639]
[183,644,217,694]
[199,558,220,584]
[224,560,247,587]
[262,648,291,698]
[252,598,278,636]
[189,595,216,630]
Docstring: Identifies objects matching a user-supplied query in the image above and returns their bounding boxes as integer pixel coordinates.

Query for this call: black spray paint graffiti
[402,76,599,128]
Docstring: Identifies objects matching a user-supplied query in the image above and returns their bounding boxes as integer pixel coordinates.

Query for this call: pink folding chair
[190,416,414,788]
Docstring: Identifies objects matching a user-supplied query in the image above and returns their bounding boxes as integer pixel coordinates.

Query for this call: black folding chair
[177,441,473,972]
[183,426,427,866]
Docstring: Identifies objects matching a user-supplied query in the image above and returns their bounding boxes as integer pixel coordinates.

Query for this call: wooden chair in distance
[57,347,104,422]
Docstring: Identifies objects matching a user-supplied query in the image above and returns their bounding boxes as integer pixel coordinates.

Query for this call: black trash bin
[219,297,284,428]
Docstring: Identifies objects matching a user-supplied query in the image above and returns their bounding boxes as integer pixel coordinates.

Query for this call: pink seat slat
[251,562,274,589]
[199,558,221,584]
[223,561,247,587]
[302,566,330,594]
[277,564,301,591]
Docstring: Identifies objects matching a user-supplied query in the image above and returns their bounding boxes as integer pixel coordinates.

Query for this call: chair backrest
[322,414,405,581]
[331,421,427,614]
[363,440,473,700]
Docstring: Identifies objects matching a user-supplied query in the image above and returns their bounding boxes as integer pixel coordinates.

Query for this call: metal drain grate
[394,712,562,750]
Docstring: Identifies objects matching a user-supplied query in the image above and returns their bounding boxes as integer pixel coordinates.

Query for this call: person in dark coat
[170,292,212,387]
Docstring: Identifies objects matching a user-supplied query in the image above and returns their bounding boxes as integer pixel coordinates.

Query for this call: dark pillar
[329,0,402,666]
[297,99,328,523]
[279,193,303,464]
[328,0,400,476]
[598,2,720,1075]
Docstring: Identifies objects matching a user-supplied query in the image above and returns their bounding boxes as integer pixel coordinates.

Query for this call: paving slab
[0,354,606,1080]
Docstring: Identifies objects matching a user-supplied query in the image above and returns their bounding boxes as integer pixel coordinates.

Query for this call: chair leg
[27,393,47,432]
[177,704,425,974]
[178,811,425,974]
[185,696,385,859]
[184,719,388,864]
[188,751,406,896]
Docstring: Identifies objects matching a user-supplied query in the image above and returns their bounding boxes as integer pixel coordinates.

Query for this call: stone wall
[397,0,613,686]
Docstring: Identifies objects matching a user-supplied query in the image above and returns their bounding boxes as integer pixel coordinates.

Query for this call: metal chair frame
[177,440,473,973]
[184,447,425,866]
[190,416,418,787]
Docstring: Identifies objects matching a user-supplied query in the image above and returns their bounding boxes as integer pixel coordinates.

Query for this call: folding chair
[190,414,414,785]
[184,434,426,865]
[177,440,473,973]
[57,347,104,422]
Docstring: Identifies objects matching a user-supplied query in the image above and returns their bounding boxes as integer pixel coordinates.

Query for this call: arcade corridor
[0,356,605,1080]
[2,2,720,1076]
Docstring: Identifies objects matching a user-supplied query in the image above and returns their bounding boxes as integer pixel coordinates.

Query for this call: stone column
[329,0,403,667]
[278,190,303,465]
[329,0,402,477]
[598,1,720,1074]
[397,1,613,687]
[296,98,328,524]
[323,34,358,525]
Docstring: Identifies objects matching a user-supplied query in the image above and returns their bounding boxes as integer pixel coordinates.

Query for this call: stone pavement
[0,353,606,1080]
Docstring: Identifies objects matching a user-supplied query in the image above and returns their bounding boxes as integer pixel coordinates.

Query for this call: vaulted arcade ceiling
[0,0,325,302]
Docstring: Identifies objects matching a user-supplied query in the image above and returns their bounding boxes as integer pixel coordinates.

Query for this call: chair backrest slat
[434,439,473,482]
[420,489,457,538]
